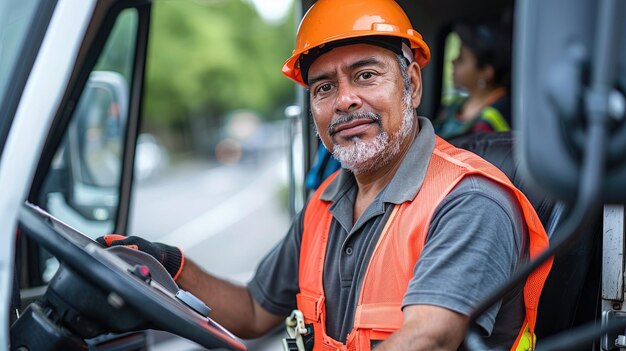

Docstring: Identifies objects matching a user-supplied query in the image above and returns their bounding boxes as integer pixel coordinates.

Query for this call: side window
[37,9,137,251]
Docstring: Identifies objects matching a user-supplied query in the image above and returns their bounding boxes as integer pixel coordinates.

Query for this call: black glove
[96,234,185,280]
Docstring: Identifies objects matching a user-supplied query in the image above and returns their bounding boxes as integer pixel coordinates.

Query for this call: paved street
[129,153,292,284]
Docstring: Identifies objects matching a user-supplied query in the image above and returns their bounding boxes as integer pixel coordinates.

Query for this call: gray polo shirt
[248,117,528,349]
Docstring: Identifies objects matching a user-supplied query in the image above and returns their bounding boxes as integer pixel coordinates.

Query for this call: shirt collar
[320,116,436,204]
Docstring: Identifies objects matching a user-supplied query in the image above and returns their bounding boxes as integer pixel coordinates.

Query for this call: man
[99,0,551,350]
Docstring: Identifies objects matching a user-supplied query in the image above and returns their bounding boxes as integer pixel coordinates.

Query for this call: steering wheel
[18,202,246,351]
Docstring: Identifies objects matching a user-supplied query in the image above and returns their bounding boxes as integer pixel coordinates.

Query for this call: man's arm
[375,305,469,351]
[176,260,284,339]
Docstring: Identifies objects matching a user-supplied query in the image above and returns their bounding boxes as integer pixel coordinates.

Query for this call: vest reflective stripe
[480,106,510,131]
[298,136,552,351]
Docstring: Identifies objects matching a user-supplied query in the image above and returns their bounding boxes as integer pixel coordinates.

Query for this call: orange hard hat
[282,0,431,87]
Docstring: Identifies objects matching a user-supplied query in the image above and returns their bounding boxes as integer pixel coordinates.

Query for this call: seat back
[449,132,601,343]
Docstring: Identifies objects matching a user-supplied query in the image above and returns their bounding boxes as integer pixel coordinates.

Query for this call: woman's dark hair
[454,22,512,87]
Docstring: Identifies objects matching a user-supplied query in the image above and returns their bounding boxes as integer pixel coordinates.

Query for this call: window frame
[21,0,151,289]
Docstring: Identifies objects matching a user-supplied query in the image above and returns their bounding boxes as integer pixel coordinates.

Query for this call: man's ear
[409,62,422,109]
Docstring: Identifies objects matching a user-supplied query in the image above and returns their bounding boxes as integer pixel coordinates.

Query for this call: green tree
[143,0,296,152]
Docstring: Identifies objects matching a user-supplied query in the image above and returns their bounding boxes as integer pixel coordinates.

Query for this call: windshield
[0,0,52,153]
[0,0,41,95]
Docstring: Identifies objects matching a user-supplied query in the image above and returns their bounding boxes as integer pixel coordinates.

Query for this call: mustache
[328,112,381,136]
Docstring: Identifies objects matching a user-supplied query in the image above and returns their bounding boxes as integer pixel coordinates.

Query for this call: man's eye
[317,83,333,93]
[359,72,374,80]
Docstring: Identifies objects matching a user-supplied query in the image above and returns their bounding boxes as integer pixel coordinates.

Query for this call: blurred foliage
[143,0,296,129]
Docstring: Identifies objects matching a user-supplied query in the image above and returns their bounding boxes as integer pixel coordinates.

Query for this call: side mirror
[43,71,129,226]
[68,71,129,221]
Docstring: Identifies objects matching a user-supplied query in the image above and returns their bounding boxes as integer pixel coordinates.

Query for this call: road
[128,152,292,284]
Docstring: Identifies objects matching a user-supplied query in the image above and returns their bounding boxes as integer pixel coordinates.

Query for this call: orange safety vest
[297,136,552,351]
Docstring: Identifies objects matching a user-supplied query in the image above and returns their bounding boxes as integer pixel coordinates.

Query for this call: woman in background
[434,22,512,140]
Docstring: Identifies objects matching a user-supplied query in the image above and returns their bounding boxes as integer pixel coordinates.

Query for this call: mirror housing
[515,0,626,202]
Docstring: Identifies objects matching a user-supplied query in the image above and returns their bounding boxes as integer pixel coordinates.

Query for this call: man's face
[307,44,421,174]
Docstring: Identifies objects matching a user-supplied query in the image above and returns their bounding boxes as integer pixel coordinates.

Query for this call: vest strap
[297,292,325,322]
[354,303,404,331]
[511,320,536,351]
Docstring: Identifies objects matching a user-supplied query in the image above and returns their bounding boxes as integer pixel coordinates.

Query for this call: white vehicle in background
[135,133,168,181]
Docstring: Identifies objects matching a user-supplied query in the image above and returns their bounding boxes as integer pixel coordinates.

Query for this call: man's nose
[334,82,361,114]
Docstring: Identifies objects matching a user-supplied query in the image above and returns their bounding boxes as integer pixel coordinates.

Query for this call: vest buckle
[283,309,309,351]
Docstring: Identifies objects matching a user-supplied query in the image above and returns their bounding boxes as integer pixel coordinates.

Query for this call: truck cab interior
[3,0,625,350]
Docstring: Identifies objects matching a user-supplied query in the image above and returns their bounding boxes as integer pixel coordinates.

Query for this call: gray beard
[332,90,414,175]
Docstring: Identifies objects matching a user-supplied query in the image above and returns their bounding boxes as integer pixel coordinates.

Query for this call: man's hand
[97,236,282,339]
[96,234,185,280]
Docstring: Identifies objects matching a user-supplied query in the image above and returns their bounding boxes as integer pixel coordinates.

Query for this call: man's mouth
[332,119,375,137]
[329,113,381,138]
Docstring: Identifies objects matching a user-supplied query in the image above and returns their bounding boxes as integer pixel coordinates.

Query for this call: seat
[449,132,601,346]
